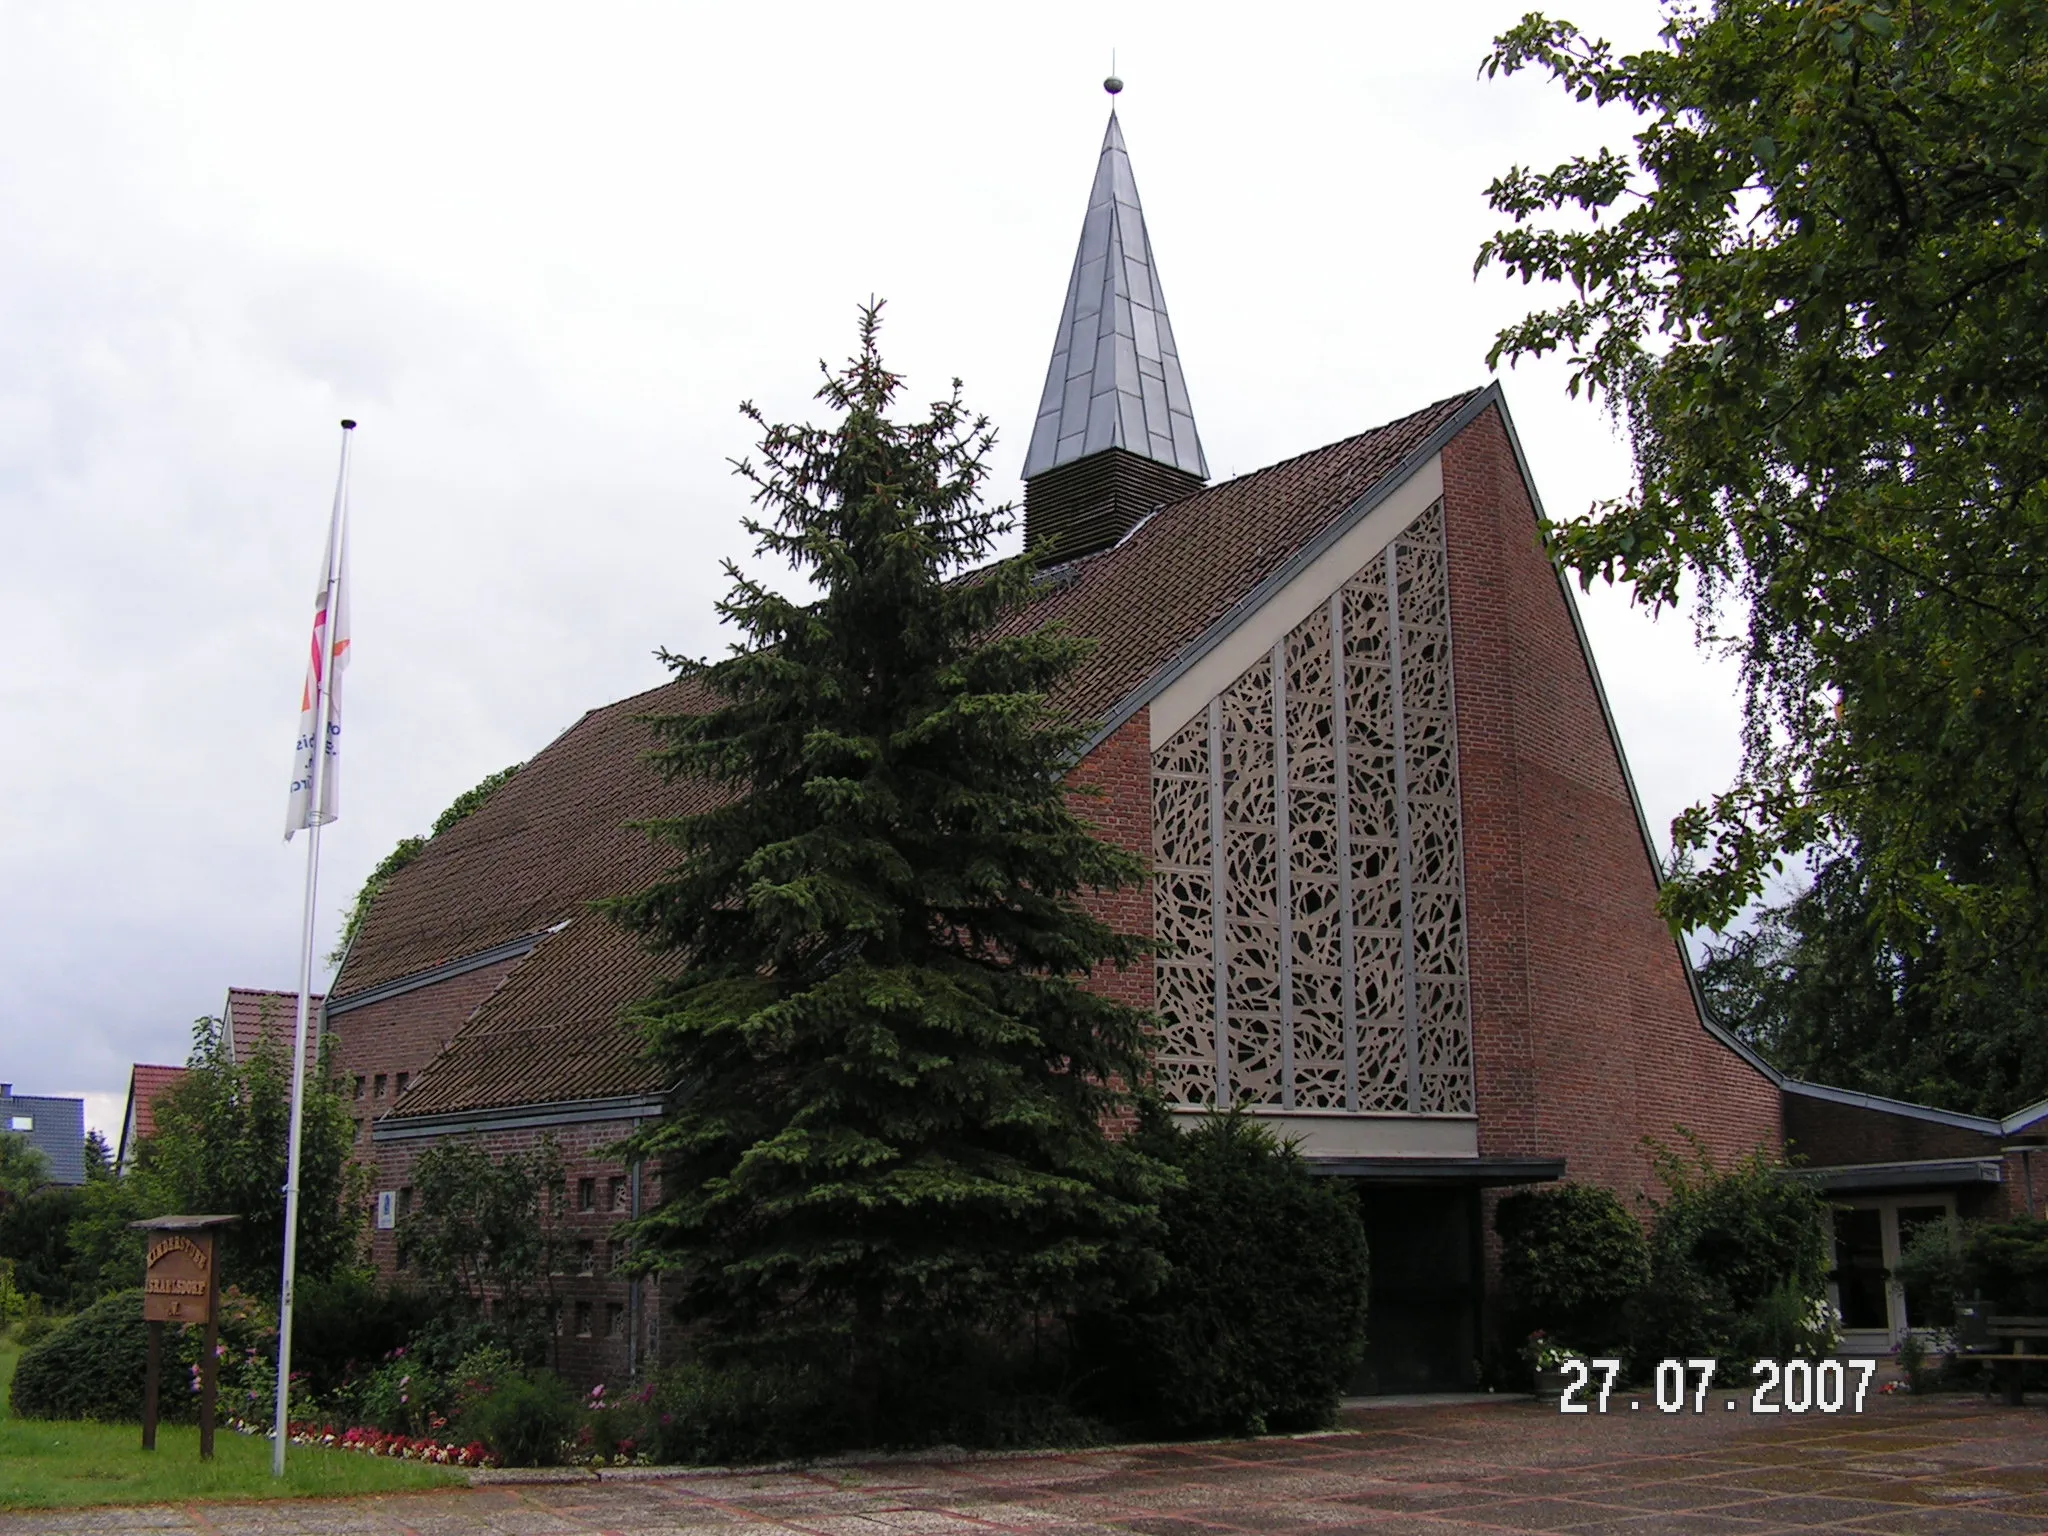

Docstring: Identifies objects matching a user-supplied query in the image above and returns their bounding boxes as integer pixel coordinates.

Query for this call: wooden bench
[1957,1314,2048,1405]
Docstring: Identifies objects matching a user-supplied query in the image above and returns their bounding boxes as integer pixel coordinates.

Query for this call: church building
[327,97,2048,1390]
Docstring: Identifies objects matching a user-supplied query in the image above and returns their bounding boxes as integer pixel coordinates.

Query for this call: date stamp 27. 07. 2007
[1557,1357,1880,1415]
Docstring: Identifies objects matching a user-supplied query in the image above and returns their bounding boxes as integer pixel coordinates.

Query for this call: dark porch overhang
[1790,1157,2004,1194]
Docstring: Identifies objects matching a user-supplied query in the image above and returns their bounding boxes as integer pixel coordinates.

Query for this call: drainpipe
[627,1130,643,1381]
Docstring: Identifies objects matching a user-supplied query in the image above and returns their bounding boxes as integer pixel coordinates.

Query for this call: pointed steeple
[1022,94,1208,562]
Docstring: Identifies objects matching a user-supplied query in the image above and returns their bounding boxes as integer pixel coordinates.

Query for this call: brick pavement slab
[3,1397,2044,1536]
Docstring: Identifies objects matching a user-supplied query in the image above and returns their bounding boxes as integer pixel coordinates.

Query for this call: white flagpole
[274,419,354,1477]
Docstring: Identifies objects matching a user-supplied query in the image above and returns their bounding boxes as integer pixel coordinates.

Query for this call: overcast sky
[0,1,1736,1142]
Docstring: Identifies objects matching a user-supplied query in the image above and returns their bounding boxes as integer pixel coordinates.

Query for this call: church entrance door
[1349,1186,1480,1393]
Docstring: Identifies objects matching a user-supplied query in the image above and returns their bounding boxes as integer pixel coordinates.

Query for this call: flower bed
[226,1415,496,1467]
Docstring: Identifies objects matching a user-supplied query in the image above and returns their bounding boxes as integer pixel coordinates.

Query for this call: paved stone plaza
[8,1395,2046,1536]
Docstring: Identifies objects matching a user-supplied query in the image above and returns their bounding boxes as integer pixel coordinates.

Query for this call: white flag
[285,454,352,840]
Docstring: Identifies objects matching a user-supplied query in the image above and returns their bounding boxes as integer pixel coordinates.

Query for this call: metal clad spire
[1023,104,1207,482]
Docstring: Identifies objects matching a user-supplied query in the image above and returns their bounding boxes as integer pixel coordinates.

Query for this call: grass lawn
[0,1337,461,1510]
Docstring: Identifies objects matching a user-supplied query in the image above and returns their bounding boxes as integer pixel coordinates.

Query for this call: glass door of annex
[1828,1196,1956,1354]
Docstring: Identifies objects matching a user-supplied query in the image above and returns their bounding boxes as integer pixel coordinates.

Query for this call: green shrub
[1627,1135,1831,1370]
[0,1257,26,1329]
[641,1336,1105,1466]
[1895,1213,1968,1324]
[1495,1183,1649,1353]
[289,1272,442,1400]
[458,1369,580,1466]
[648,1360,850,1464]
[1962,1218,2048,1314]
[13,1296,54,1348]
[1080,1111,1370,1436]
[1729,1279,1839,1362]
[8,1286,273,1421]
[1895,1331,1936,1392]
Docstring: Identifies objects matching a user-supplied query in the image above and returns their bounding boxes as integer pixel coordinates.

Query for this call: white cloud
[0,0,1738,1114]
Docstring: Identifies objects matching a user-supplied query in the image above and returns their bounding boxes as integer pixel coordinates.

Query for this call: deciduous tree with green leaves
[397,1133,566,1321]
[1478,2,2048,1058]
[1700,853,2048,1114]
[0,1134,47,1213]
[610,306,1168,1420]
[126,1019,367,1292]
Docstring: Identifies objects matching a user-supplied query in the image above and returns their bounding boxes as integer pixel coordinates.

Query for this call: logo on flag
[285,447,352,840]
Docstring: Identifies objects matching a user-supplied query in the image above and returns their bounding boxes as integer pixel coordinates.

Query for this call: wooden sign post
[132,1215,238,1458]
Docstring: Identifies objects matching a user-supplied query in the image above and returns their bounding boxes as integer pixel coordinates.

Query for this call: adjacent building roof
[222,987,324,1077]
[1022,112,1206,481]
[0,1086,87,1186]
[390,918,674,1120]
[118,1064,187,1171]
[347,391,1489,1127]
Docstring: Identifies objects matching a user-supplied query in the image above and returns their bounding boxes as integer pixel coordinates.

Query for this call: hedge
[9,1286,272,1422]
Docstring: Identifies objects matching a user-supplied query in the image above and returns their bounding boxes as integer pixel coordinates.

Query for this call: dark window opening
[577,1177,596,1212]
[1833,1207,1888,1330]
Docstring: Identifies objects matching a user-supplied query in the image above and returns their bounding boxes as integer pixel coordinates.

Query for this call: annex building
[326,104,2048,1389]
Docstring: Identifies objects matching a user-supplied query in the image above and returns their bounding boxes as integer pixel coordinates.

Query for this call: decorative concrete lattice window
[1152,501,1473,1113]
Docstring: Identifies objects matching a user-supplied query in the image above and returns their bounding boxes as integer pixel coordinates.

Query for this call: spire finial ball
[1104,75,1122,95]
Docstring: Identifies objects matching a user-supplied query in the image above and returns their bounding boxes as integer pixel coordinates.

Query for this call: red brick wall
[327,958,524,1156]
[1441,405,1784,1214]
[2000,1151,2041,1221]
[1071,708,1156,1133]
[1068,706,1156,1016]
[365,1116,662,1389]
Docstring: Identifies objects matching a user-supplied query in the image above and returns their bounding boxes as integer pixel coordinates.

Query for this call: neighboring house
[0,1083,87,1186]
[1783,1090,2048,1356]
[220,991,323,1073]
[221,986,325,1080]
[117,1064,188,1173]
[326,104,2048,1389]
[114,989,324,1177]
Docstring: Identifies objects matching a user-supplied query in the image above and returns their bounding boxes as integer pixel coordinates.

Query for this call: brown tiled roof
[121,1063,187,1165]
[335,676,722,996]
[1021,391,1481,728]
[349,391,1485,1122]
[223,987,324,1077]
[392,919,676,1117]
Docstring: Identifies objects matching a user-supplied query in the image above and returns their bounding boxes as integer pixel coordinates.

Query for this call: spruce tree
[612,306,1166,1404]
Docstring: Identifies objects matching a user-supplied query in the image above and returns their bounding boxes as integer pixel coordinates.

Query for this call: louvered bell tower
[1022,84,1208,564]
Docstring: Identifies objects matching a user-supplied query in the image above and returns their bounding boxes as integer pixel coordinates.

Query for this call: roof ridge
[1193,389,1485,496]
